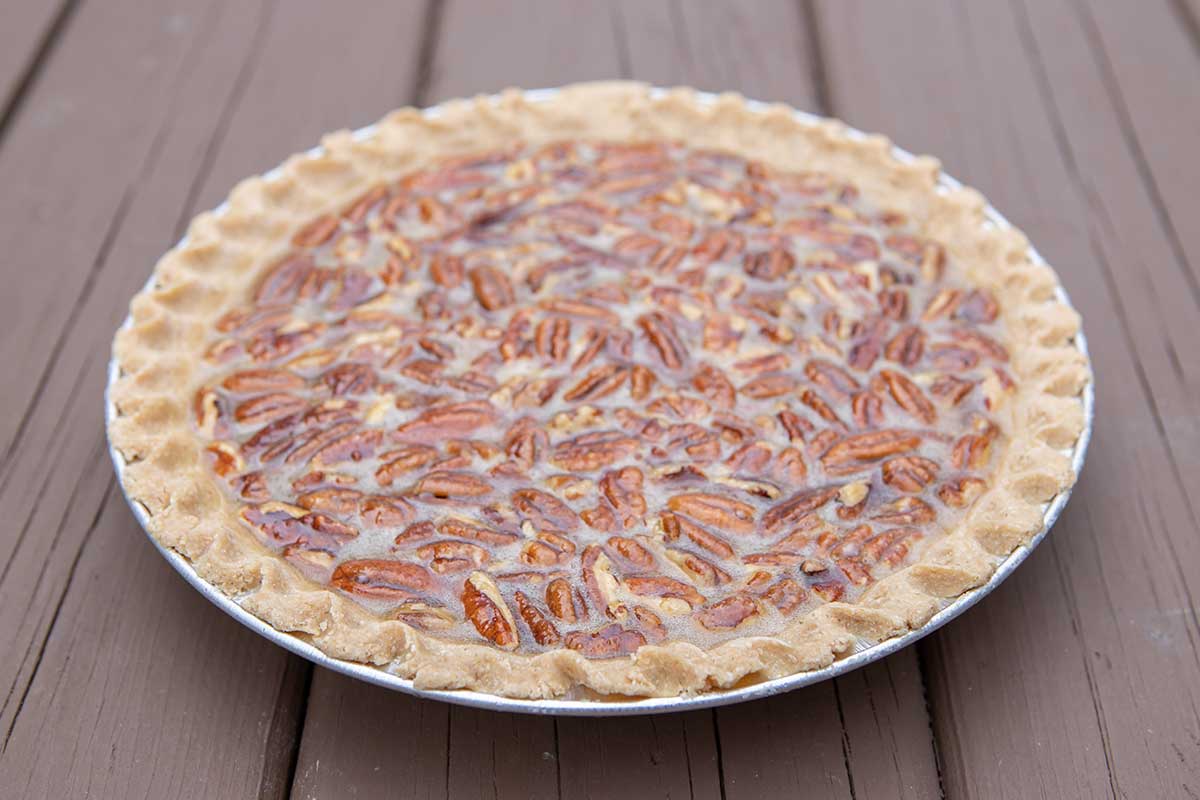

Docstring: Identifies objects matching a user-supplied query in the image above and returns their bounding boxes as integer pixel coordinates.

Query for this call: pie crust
[108,82,1089,699]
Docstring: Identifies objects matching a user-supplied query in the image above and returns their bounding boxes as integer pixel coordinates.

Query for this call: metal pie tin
[106,87,1094,716]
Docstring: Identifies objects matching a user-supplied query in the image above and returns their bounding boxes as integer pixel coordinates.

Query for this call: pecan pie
[108,83,1089,699]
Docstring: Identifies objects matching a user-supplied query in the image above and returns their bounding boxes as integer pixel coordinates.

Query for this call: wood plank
[417,5,938,799]
[430,4,729,797]
[188,0,432,214]
[0,0,430,796]
[718,651,939,800]
[281,4,619,797]
[817,1,1200,795]
[0,0,272,747]
[298,5,713,797]
[0,0,75,131]
[1064,0,1200,484]
[718,682,854,799]
[447,707,558,800]
[0,493,305,798]
[290,670,449,800]
[623,4,941,796]
[1013,0,1200,792]
[610,0,821,110]
[0,0,231,463]
[556,713,722,800]
[917,547,1116,799]
[1081,0,1200,294]
[425,0,621,104]
[833,652,942,800]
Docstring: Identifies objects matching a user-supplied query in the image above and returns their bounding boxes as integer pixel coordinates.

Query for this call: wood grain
[0,0,428,796]
[1064,0,1200,484]
[291,670,449,800]
[623,4,940,795]
[817,0,1200,795]
[833,652,942,800]
[556,713,722,800]
[425,4,939,798]
[719,681,854,799]
[426,0,621,103]
[0,494,304,798]
[186,0,433,215]
[610,0,821,110]
[0,0,76,133]
[717,652,939,800]
[0,0,272,749]
[447,707,558,800]
[1082,0,1200,296]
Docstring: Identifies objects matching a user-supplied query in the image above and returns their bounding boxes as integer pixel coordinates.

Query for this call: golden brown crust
[108,82,1089,699]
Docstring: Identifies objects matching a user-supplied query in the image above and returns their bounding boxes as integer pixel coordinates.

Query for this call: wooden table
[1,1,1197,797]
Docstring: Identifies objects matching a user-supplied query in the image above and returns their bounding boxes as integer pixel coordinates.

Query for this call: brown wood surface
[0,0,1196,797]
[816,1,1200,797]
[0,0,73,134]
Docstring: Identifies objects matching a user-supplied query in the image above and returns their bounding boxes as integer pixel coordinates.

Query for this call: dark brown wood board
[0,0,428,796]
[284,3,940,798]
[291,670,451,800]
[0,0,279,762]
[0,0,74,132]
[0,0,1197,797]
[816,0,1200,796]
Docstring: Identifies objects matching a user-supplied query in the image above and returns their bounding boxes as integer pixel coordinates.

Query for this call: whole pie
[108,82,1089,699]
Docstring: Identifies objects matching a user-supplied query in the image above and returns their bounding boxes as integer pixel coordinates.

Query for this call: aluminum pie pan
[105,87,1094,717]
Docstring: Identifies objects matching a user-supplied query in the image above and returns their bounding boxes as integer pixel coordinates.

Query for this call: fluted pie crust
[108,82,1089,699]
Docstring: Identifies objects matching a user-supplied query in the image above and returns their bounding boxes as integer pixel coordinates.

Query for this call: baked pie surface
[108,83,1089,699]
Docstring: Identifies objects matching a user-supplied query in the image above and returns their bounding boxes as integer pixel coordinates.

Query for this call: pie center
[193,140,1013,657]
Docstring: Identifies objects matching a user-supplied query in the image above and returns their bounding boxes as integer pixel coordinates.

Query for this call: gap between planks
[0,0,80,150]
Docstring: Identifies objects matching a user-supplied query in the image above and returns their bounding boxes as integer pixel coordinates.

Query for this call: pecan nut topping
[191,139,1017,657]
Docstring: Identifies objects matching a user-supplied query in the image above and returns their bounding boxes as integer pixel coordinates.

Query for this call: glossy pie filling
[194,140,1014,657]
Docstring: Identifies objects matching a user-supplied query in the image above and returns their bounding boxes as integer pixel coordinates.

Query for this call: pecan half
[234,393,307,426]
[396,401,497,440]
[563,364,628,402]
[882,456,940,493]
[552,431,641,472]
[884,326,925,366]
[821,430,921,474]
[938,477,987,508]
[599,467,647,529]
[545,577,584,622]
[667,493,756,535]
[638,311,688,369]
[871,497,936,525]
[696,594,761,630]
[660,512,735,559]
[762,578,807,614]
[514,591,561,645]
[692,363,736,409]
[762,486,839,533]
[429,253,465,287]
[415,471,493,498]
[623,576,706,610]
[438,518,519,546]
[331,559,433,600]
[880,369,936,424]
[462,571,518,648]
[564,624,647,658]
[512,488,579,532]
[376,444,440,485]
[743,248,795,280]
